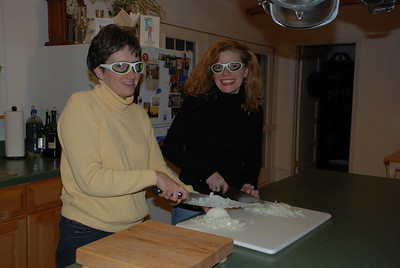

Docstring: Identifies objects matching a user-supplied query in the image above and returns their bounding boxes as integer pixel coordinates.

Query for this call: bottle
[45,107,61,158]
[42,109,50,151]
[25,105,44,157]
[76,6,88,44]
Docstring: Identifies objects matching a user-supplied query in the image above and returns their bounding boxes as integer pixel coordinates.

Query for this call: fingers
[206,172,228,192]
[242,184,260,198]
[155,171,188,201]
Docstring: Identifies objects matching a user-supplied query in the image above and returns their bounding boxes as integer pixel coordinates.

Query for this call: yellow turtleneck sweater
[58,81,190,232]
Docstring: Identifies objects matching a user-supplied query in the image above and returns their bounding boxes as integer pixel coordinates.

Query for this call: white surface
[177,202,331,254]
[4,110,25,157]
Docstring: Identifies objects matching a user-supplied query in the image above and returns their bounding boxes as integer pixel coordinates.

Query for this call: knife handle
[152,186,183,197]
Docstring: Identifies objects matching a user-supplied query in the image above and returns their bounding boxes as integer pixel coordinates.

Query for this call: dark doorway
[296,44,356,173]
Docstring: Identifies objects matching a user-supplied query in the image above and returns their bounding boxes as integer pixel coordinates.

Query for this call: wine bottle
[45,108,61,158]
[25,105,44,157]
[42,109,50,152]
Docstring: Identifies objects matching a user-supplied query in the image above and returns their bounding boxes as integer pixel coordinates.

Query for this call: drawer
[27,177,62,213]
[0,184,27,222]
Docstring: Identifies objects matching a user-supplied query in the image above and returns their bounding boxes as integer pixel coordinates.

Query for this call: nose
[127,67,141,78]
[221,67,230,75]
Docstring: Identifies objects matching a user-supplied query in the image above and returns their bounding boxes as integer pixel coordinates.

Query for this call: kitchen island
[69,169,400,268]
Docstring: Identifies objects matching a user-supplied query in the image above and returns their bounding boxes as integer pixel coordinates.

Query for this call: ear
[94,66,104,80]
[244,67,249,78]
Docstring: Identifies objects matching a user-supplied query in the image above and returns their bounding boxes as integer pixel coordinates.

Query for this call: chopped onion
[190,207,247,231]
[191,192,242,208]
[246,201,305,217]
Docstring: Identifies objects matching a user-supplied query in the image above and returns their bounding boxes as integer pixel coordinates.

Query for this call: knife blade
[223,186,265,205]
[151,186,245,208]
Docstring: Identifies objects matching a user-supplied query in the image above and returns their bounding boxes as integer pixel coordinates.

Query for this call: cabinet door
[0,218,27,268]
[28,206,61,268]
[0,184,26,223]
[27,177,62,213]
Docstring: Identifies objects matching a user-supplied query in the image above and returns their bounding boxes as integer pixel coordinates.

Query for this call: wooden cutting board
[76,220,233,268]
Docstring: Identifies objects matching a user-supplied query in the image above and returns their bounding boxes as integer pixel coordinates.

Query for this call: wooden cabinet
[0,184,26,222]
[0,177,62,268]
[45,0,68,46]
[0,218,27,268]
[28,207,61,268]
[45,0,86,46]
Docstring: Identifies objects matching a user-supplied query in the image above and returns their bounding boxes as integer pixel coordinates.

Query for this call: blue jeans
[171,205,204,225]
[55,216,113,268]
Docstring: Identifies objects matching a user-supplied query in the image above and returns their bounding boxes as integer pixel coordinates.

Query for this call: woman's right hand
[155,171,187,201]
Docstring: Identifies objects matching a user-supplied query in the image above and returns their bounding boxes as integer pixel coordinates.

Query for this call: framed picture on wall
[140,15,160,48]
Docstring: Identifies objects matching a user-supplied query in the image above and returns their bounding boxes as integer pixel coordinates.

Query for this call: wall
[267,5,400,178]
[0,0,400,182]
[152,1,400,179]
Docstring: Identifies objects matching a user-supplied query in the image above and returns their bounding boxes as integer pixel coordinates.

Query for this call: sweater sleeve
[58,93,158,197]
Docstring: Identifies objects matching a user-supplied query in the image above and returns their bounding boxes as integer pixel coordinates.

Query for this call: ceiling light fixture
[361,0,399,14]
[257,0,339,29]
[257,0,398,29]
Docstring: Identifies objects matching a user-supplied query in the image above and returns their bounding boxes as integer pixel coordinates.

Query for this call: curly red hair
[184,39,263,112]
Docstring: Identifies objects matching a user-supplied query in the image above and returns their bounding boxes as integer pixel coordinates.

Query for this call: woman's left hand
[241,184,260,198]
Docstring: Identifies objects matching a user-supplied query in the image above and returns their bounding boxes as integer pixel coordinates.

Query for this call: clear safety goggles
[211,62,244,74]
[100,61,144,75]
[258,0,339,29]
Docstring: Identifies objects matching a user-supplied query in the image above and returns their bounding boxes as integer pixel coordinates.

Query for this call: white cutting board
[177,203,331,254]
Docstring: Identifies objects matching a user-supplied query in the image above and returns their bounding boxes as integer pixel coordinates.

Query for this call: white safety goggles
[211,62,244,74]
[100,61,144,75]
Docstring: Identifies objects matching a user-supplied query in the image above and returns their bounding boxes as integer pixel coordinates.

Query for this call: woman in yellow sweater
[55,24,191,268]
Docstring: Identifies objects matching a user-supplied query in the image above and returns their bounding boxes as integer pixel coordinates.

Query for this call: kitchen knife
[151,186,245,208]
[223,186,266,205]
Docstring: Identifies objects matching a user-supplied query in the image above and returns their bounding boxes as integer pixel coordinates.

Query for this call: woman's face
[213,50,248,94]
[94,46,141,99]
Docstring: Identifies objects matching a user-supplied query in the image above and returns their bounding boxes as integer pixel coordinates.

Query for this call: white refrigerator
[137,46,193,143]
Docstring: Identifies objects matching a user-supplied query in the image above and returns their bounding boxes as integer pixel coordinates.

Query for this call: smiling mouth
[123,82,135,86]
[221,79,235,85]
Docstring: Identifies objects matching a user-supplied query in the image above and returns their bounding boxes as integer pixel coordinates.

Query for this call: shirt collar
[95,81,134,112]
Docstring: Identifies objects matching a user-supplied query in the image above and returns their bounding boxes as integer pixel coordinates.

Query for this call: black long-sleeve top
[162,88,263,194]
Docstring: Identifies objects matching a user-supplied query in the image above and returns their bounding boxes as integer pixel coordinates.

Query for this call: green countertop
[0,156,60,187]
[69,169,400,268]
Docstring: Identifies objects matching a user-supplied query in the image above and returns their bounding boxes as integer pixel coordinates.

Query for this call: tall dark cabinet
[308,51,355,172]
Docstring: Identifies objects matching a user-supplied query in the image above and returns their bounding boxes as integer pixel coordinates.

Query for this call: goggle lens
[211,62,244,74]
[100,61,144,75]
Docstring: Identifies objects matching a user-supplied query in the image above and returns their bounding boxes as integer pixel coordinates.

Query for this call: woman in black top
[162,39,264,224]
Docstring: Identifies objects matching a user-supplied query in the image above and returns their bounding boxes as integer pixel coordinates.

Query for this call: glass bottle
[76,6,89,44]
[68,14,78,44]
[42,109,50,152]
[25,105,44,157]
[45,108,61,158]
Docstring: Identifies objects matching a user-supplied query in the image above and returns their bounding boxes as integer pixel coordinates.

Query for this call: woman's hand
[155,171,187,201]
[241,183,260,198]
[206,172,229,193]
